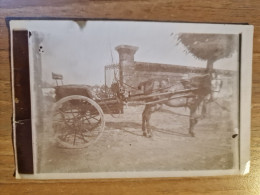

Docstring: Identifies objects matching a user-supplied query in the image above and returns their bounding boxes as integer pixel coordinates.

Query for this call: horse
[138,74,212,138]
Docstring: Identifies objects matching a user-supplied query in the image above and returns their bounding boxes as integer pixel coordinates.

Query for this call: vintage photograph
[10,20,252,178]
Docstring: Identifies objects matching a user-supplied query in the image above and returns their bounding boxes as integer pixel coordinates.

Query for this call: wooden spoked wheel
[52,95,105,149]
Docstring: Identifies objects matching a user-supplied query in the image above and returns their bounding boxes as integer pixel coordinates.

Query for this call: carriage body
[54,84,124,114]
[54,84,94,101]
[51,70,126,149]
[52,84,125,148]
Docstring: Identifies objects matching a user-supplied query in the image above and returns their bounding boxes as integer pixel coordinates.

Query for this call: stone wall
[113,44,236,97]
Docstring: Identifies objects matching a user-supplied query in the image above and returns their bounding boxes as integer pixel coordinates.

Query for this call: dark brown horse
[138,75,212,138]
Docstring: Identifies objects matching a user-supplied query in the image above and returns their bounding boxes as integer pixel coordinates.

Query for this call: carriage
[51,67,220,149]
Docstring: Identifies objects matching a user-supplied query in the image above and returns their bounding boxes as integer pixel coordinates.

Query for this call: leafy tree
[176,33,238,71]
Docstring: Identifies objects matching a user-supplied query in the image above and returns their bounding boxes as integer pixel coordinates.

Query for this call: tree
[176,33,238,72]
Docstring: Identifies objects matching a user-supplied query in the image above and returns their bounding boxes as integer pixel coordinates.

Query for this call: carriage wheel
[52,95,105,149]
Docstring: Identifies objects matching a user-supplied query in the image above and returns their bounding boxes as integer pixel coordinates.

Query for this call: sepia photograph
[10,20,253,179]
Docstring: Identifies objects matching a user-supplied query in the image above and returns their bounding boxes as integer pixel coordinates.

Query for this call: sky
[16,20,240,86]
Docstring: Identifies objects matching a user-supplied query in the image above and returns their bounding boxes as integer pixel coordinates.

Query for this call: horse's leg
[146,104,161,138]
[201,100,207,118]
[142,106,147,137]
[142,105,150,137]
[189,105,198,137]
[142,105,155,138]
[146,107,153,138]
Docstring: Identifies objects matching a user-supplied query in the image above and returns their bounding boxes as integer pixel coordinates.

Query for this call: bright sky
[15,20,239,85]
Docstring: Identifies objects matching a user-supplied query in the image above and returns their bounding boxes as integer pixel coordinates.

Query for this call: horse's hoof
[190,133,195,137]
[143,132,147,137]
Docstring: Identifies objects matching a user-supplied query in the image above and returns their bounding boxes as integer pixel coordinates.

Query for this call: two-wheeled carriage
[51,73,124,148]
[51,71,219,149]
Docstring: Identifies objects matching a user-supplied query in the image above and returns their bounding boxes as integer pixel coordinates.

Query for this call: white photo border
[10,20,253,179]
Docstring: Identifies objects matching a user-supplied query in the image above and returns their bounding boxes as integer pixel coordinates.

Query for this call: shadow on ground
[106,121,192,137]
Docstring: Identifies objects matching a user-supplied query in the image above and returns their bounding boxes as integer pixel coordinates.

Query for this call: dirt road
[38,102,236,173]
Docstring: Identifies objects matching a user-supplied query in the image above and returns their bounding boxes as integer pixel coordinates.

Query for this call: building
[105,45,237,97]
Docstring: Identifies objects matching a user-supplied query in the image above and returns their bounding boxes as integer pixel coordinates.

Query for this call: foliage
[176,33,238,70]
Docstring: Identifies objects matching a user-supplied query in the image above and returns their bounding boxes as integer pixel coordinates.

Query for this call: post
[115,45,138,87]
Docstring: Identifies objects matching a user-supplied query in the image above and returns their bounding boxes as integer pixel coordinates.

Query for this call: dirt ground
[38,101,236,173]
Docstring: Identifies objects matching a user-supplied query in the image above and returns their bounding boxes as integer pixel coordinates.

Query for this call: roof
[133,61,235,76]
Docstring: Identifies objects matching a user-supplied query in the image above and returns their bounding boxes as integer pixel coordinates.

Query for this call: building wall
[114,45,237,97]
